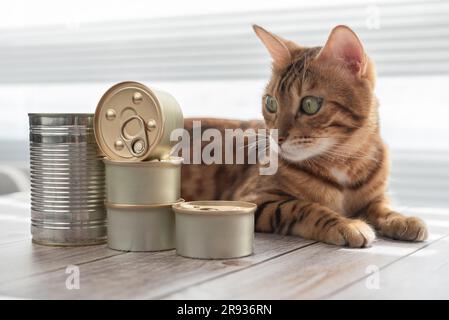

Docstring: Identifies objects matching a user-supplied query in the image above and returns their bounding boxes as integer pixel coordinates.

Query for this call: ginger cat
[181,25,428,247]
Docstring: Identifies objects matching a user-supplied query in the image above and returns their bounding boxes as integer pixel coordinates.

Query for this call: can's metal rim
[30,177,105,182]
[103,156,183,166]
[105,198,184,210]
[172,200,257,216]
[30,167,104,171]
[29,142,97,147]
[31,208,105,214]
[28,113,94,117]
[31,239,107,247]
[31,191,105,197]
[94,81,165,161]
[175,252,253,261]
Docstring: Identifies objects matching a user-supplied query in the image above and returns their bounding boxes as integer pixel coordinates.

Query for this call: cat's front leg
[362,196,428,242]
[253,195,375,248]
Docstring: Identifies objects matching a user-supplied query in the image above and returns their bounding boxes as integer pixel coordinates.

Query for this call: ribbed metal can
[29,113,107,246]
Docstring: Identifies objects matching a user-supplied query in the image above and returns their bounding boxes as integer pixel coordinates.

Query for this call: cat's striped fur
[180,25,428,247]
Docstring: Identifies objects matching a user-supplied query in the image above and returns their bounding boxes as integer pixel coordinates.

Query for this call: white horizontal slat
[3,19,448,47]
[388,148,449,207]
[1,1,447,42]
[0,0,447,82]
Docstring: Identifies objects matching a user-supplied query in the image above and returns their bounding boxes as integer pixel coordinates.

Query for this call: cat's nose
[278,136,287,145]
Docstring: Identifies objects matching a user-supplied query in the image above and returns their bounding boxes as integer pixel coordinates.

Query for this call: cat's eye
[300,96,323,115]
[264,95,278,113]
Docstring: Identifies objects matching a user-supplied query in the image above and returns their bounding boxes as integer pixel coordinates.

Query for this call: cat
[180,25,428,247]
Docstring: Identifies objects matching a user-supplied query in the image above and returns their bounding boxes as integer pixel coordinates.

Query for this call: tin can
[94,81,183,162]
[28,113,107,246]
[106,200,183,252]
[104,157,182,205]
[173,201,257,259]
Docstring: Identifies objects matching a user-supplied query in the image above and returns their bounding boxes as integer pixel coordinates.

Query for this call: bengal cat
[181,25,428,247]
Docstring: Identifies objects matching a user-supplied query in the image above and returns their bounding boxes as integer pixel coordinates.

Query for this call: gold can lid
[172,201,257,215]
[94,81,164,161]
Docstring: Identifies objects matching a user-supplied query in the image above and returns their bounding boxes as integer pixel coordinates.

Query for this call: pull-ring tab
[120,115,148,157]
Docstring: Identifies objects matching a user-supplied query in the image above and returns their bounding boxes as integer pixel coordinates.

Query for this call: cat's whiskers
[332,145,370,157]
[321,149,378,162]
[237,133,270,151]
[332,142,377,159]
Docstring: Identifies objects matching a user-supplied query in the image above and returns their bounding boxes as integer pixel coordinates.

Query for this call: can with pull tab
[94,81,183,161]
[94,82,184,252]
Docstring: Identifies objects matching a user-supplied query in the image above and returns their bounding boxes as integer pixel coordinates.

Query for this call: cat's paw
[379,215,428,242]
[324,219,376,248]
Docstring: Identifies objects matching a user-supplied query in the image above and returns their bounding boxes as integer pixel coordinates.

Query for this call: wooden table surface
[1,192,449,300]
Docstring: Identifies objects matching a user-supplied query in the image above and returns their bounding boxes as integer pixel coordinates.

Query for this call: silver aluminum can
[104,157,182,205]
[29,113,107,246]
[173,201,256,259]
[105,200,183,252]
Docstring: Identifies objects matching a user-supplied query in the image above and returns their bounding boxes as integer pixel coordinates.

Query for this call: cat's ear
[253,25,294,70]
[317,25,367,76]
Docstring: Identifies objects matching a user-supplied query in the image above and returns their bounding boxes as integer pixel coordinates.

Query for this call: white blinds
[0,0,447,83]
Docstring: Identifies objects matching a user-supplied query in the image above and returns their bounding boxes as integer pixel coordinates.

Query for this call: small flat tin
[104,157,182,205]
[106,199,184,252]
[172,201,257,259]
[94,81,183,161]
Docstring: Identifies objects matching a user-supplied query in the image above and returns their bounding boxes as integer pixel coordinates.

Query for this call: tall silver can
[29,113,107,246]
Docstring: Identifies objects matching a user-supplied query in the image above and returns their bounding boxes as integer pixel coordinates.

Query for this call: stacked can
[94,82,184,251]
[29,113,107,246]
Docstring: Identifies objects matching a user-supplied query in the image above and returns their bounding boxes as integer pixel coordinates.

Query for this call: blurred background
[0,0,448,209]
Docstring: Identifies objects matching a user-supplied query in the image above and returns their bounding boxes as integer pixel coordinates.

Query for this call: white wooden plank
[0,241,124,284]
[0,191,448,299]
[329,234,449,299]
[162,211,449,299]
[0,196,30,244]
[0,234,314,299]
[0,194,124,285]
[164,238,440,299]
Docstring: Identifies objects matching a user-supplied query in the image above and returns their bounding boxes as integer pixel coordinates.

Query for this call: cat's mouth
[277,137,335,162]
